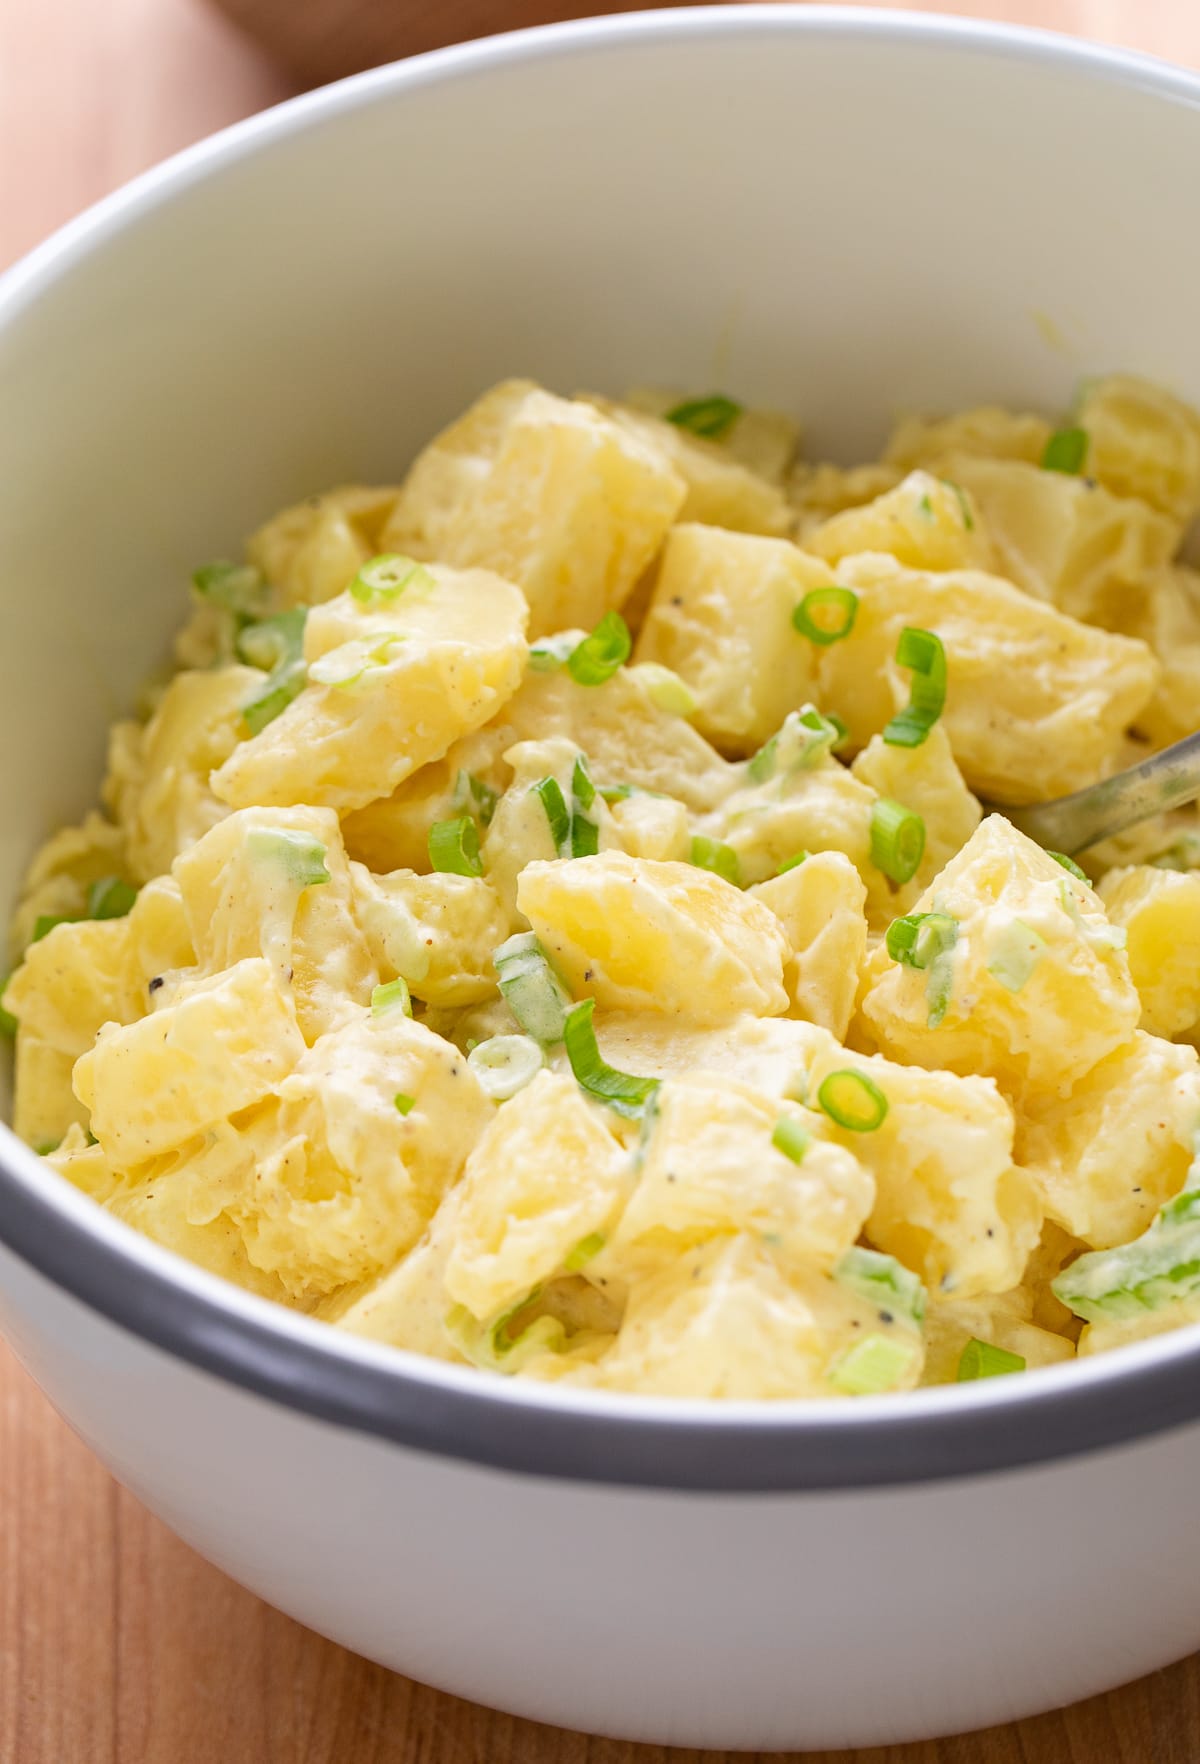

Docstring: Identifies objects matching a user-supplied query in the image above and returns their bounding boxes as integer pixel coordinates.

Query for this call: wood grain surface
[3,2,1200,1760]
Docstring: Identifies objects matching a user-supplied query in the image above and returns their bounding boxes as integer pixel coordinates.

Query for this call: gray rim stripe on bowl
[4,6,1200,1492]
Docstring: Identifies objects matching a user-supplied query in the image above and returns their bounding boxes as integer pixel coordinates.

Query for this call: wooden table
[3,2,1200,1758]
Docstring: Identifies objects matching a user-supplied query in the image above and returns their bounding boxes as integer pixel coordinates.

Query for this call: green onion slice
[1048,850,1088,882]
[192,560,268,619]
[452,769,499,829]
[748,706,841,784]
[86,877,138,921]
[428,816,483,878]
[818,1069,889,1133]
[829,1333,915,1396]
[885,911,958,970]
[350,553,432,604]
[629,662,698,715]
[245,828,331,889]
[986,917,1046,995]
[883,627,946,748]
[0,984,16,1039]
[238,607,308,735]
[494,932,574,1046]
[776,851,810,875]
[1041,426,1089,475]
[664,393,743,439]
[792,586,859,646]
[957,1337,1026,1381]
[870,798,926,884]
[564,1231,607,1273]
[562,997,661,1120]
[1052,1164,1200,1323]
[371,977,413,1017]
[571,755,597,810]
[771,1117,811,1164]
[528,633,577,672]
[567,612,632,686]
[834,1246,926,1329]
[689,836,741,887]
[394,1092,416,1116]
[445,1293,565,1374]
[32,915,69,943]
[533,777,571,855]
[466,1033,545,1100]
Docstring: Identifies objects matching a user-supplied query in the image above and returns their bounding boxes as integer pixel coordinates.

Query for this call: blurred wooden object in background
[210,0,701,84]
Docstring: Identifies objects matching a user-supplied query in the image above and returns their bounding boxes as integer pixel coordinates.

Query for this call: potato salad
[8,373,1200,1399]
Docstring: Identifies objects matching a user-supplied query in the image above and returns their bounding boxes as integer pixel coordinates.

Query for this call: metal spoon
[1000,730,1200,856]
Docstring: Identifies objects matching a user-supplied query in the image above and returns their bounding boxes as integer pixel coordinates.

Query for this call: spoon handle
[1003,730,1200,855]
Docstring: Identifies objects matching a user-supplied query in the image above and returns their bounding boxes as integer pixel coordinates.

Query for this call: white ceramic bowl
[4,9,1200,1748]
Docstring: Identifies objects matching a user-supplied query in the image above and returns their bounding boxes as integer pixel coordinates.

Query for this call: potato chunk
[352,865,508,1008]
[1097,863,1200,1039]
[817,555,1157,802]
[860,816,1142,1101]
[944,455,1178,626]
[621,386,800,484]
[1116,566,1200,751]
[384,382,686,636]
[1017,1033,1200,1249]
[751,851,868,1038]
[211,563,527,813]
[517,852,789,1022]
[444,1071,629,1322]
[635,524,829,752]
[885,406,1052,471]
[1075,373,1200,524]
[73,958,306,1168]
[806,471,995,574]
[248,486,398,607]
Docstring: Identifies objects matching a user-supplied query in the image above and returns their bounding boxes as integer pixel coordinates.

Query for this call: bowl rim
[5,4,1200,1494]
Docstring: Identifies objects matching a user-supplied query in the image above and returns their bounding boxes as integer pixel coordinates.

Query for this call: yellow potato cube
[211,564,527,813]
[444,1070,629,1322]
[172,806,377,1044]
[859,816,1142,1100]
[234,1011,494,1297]
[13,1031,87,1151]
[106,1168,294,1302]
[328,1187,471,1363]
[586,395,792,535]
[6,811,128,965]
[517,852,789,1022]
[1017,1032,1200,1249]
[622,386,800,483]
[2,876,193,1059]
[248,485,399,607]
[45,1124,127,1205]
[1116,566,1200,751]
[944,455,1178,626]
[352,865,508,1008]
[601,1076,874,1277]
[789,461,904,536]
[751,851,868,1037]
[885,406,1052,471]
[807,471,995,574]
[386,383,686,637]
[590,1237,923,1399]
[73,958,306,1168]
[105,666,261,881]
[1098,863,1200,1039]
[1075,373,1200,523]
[635,524,829,753]
[818,554,1158,802]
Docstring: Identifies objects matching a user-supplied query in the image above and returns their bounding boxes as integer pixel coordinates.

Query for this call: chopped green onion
[192,560,268,618]
[0,984,16,1039]
[445,1292,565,1374]
[1052,1168,1200,1322]
[567,612,632,686]
[32,915,69,943]
[629,662,697,715]
[829,1333,914,1396]
[1048,850,1088,882]
[33,1139,62,1158]
[826,712,850,751]
[885,911,958,970]
[689,836,741,887]
[394,1092,416,1116]
[570,813,599,859]
[918,494,934,518]
[883,627,946,749]
[371,977,413,1017]
[466,1033,545,1100]
[494,932,573,1046]
[562,997,661,1120]
[942,480,975,530]
[428,816,483,878]
[1041,426,1089,475]
[599,783,636,804]
[571,755,597,810]
[748,706,840,783]
[818,1069,889,1133]
[238,607,308,734]
[664,393,742,439]
[771,1117,811,1163]
[528,633,577,672]
[564,1231,607,1272]
[245,827,331,889]
[776,852,810,875]
[350,553,432,604]
[834,1246,926,1329]
[957,1337,1026,1381]
[452,769,499,829]
[792,586,859,646]
[986,918,1046,994]
[870,798,926,884]
[533,777,572,854]
[86,877,138,921]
